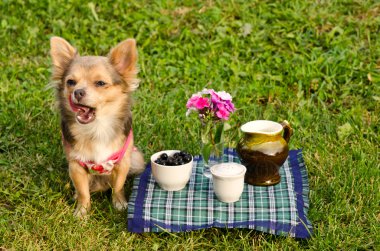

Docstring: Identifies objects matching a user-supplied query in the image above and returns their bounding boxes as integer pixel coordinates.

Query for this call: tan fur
[50,36,145,218]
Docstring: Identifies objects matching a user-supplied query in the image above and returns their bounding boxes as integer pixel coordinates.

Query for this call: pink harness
[78,130,134,174]
[63,130,134,175]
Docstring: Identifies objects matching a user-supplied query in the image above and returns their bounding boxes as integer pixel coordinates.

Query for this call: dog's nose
[74,89,86,101]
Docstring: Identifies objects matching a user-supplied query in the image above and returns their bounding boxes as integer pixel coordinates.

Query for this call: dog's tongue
[69,96,95,124]
[76,107,95,124]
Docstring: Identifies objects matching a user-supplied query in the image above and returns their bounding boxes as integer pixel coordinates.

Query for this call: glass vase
[200,121,225,178]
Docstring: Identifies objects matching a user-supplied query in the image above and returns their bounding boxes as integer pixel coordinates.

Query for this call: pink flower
[216,91,232,101]
[186,95,210,110]
[209,89,221,105]
[186,95,200,108]
[195,97,210,109]
[186,88,235,121]
[216,103,230,120]
[225,100,235,112]
[209,89,232,102]
[216,108,230,120]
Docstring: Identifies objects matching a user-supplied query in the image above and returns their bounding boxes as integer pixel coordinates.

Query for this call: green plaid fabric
[128,148,312,238]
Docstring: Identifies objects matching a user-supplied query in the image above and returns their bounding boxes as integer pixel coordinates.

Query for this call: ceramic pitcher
[236,120,293,186]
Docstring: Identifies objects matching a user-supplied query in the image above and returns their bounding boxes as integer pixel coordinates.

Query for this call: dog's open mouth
[69,96,96,124]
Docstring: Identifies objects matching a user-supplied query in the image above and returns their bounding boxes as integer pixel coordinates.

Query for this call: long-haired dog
[50,37,145,217]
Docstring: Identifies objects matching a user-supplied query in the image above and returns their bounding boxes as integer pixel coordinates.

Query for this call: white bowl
[151,150,193,191]
[210,163,246,203]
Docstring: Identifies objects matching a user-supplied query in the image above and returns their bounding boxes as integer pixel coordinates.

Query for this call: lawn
[1,0,379,250]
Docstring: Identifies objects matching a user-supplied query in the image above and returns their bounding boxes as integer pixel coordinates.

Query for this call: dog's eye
[66,79,76,86]
[96,81,106,87]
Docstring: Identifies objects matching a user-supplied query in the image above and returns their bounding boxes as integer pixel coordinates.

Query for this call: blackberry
[183,155,192,163]
[173,152,181,159]
[160,153,168,160]
[155,151,192,166]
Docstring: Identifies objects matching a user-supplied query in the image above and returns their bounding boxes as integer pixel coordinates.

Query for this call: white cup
[210,163,246,203]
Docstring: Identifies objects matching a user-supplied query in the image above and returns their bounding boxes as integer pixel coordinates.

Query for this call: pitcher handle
[281,120,293,143]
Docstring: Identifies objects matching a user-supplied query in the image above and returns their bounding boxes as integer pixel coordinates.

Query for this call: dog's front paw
[113,198,128,211]
[73,205,89,218]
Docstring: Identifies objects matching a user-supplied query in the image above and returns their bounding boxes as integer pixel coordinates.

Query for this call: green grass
[1,0,379,249]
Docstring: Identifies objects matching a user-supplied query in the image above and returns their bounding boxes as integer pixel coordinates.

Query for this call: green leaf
[214,122,224,144]
[201,125,211,144]
[201,143,212,164]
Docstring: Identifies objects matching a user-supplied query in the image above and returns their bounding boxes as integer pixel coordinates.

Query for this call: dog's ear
[108,39,139,91]
[50,37,78,80]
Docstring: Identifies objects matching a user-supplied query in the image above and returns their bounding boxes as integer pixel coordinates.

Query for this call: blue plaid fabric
[128,149,312,238]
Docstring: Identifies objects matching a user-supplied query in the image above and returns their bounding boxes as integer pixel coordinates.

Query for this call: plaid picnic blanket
[127,148,312,238]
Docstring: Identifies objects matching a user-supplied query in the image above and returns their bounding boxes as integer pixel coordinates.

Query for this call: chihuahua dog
[50,37,145,217]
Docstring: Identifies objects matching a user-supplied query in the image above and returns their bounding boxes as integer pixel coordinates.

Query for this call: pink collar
[63,130,134,175]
